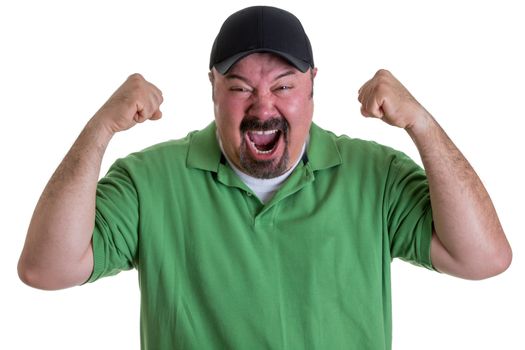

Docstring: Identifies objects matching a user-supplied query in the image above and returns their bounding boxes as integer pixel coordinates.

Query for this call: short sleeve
[86,160,139,283]
[385,152,435,270]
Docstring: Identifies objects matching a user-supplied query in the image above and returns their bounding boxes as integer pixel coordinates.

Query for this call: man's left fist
[358,69,429,130]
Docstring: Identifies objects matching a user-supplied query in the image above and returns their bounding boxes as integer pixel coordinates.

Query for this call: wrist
[86,114,116,146]
[405,110,435,139]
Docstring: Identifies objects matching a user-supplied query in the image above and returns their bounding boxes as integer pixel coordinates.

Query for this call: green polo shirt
[89,122,434,350]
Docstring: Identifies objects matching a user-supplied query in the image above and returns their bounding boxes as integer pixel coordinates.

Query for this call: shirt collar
[306,123,342,170]
[186,121,342,172]
[186,122,222,172]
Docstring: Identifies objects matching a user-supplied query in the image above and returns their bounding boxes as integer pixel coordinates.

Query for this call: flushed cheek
[283,101,313,154]
[281,99,312,131]
[216,100,243,131]
[218,128,242,167]
[216,116,245,164]
[218,123,242,152]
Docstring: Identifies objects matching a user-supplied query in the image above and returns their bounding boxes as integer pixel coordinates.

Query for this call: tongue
[249,131,279,150]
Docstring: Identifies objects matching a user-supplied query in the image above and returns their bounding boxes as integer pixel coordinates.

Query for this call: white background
[1,0,523,349]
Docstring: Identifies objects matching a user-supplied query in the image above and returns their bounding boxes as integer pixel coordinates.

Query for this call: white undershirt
[217,133,306,203]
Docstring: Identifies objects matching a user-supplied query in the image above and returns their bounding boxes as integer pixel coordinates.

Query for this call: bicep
[431,228,510,280]
[430,230,474,279]
[78,241,95,286]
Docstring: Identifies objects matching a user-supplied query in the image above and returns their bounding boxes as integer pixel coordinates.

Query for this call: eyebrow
[225,70,297,84]
[274,70,296,80]
[226,74,251,84]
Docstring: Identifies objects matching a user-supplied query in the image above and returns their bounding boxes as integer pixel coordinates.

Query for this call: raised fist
[94,73,163,134]
[358,69,429,130]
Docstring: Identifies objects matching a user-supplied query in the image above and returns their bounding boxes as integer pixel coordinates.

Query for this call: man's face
[210,53,317,179]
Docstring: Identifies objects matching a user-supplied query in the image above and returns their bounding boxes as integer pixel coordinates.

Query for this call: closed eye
[230,87,251,93]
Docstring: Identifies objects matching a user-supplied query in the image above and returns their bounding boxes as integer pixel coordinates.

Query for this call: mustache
[240,116,289,133]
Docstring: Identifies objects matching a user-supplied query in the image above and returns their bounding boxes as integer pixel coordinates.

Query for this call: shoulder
[309,124,426,189]
[136,131,197,159]
[311,123,406,166]
[109,130,201,176]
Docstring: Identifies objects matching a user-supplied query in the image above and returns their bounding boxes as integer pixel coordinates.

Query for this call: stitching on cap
[258,6,264,48]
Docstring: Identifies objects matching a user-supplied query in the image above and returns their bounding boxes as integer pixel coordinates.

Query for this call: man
[18,5,511,350]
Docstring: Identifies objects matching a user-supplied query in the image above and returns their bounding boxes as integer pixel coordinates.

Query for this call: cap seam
[258,6,264,49]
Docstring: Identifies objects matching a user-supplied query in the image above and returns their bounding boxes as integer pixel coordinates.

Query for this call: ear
[311,67,318,79]
[209,71,215,101]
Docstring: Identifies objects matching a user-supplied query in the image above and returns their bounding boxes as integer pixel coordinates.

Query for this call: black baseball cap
[210,6,314,74]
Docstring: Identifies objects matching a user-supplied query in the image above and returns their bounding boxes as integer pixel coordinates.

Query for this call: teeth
[251,129,278,135]
[250,140,274,154]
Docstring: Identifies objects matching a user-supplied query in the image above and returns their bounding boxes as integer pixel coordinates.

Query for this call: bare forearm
[18,117,113,289]
[407,113,512,278]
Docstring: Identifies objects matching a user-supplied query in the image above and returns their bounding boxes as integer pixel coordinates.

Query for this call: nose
[247,91,278,120]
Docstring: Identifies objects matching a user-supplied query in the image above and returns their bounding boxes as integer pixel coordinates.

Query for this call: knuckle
[374,83,389,95]
[375,69,391,77]
[128,73,144,81]
[374,70,392,86]
[126,74,147,92]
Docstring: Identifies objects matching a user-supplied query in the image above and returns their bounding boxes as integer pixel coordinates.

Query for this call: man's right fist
[94,73,163,134]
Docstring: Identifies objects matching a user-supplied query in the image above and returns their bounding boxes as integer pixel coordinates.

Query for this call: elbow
[490,244,513,277]
[18,249,94,290]
[17,259,42,289]
[17,257,73,291]
[465,244,513,281]
[17,258,54,290]
[485,238,513,279]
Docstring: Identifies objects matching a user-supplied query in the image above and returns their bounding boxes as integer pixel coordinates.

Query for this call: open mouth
[246,129,282,155]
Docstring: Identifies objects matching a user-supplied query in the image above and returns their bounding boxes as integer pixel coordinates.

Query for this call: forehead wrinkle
[225,53,299,83]
[225,69,297,89]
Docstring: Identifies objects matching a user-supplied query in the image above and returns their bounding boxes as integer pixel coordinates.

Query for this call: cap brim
[214,49,311,75]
